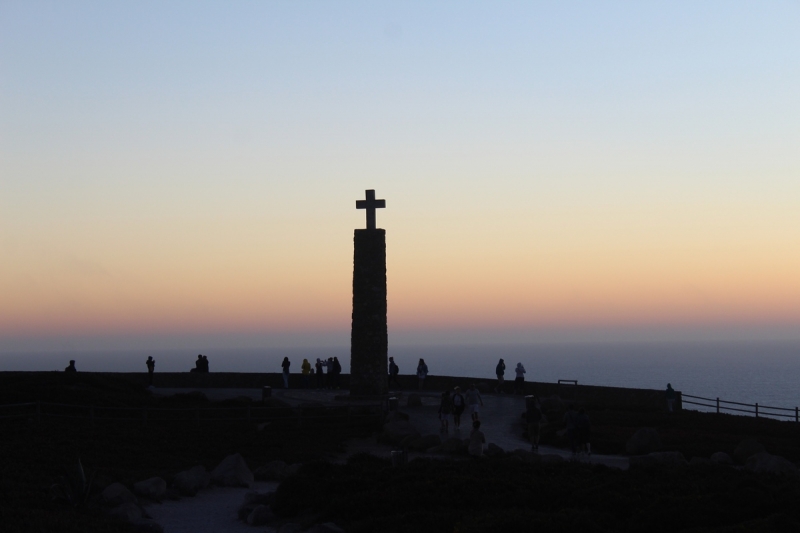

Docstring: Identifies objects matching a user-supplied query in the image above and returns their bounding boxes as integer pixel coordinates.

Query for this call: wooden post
[755,403,759,418]
[716,398,720,414]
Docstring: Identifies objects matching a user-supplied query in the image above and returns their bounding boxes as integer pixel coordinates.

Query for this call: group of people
[280,356,343,389]
[495,358,528,394]
[190,354,210,373]
[435,384,488,456]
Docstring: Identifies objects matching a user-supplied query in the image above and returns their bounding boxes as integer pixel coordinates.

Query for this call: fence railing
[682,394,799,422]
[0,401,383,428]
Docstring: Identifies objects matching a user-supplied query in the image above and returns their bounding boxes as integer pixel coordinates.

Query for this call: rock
[734,438,766,464]
[108,502,143,521]
[172,466,210,496]
[485,443,504,457]
[745,452,798,476]
[625,428,662,455]
[211,453,253,488]
[440,437,467,454]
[133,477,167,500]
[130,518,164,533]
[247,504,277,526]
[307,523,345,533]
[406,394,422,407]
[710,452,733,465]
[102,482,138,506]
[278,524,303,533]
[382,420,420,444]
[541,454,564,465]
[629,451,688,468]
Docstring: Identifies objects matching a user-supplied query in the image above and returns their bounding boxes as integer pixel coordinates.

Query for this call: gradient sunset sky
[2,1,799,351]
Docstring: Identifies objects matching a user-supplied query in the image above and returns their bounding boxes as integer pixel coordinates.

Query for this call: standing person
[416,359,429,390]
[326,357,334,389]
[64,360,77,373]
[301,358,311,388]
[563,404,579,455]
[191,354,203,373]
[468,420,486,457]
[665,383,676,413]
[332,357,342,389]
[438,390,453,433]
[315,359,324,389]
[514,363,526,395]
[495,359,506,393]
[281,357,291,389]
[388,357,400,389]
[465,383,483,422]
[576,408,591,456]
[525,396,543,451]
[452,386,466,430]
[146,356,155,386]
[201,355,209,373]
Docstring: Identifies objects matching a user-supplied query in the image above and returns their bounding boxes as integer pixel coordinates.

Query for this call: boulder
[406,394,422,407]
[629,452,688,468]
[254,460,299,481]
[485,443,504,457]
[625,428,662,455]
[440,437,467,454]
[133,477,167,500]
[102,482,138,506]
[307,523,346,533]
[211,453,253,488]
[108,502,143,521]
[745,452,799,476]
[734,438,766,465]
[710,452,733,465]
[172,466,210,496]
[382,420,420,444]
[247,504,277,526]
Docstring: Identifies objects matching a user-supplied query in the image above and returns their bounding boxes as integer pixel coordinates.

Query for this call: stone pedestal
[350,229,388,396]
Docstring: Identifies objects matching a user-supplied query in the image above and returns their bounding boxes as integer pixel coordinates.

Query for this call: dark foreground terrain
[1,372,799,532]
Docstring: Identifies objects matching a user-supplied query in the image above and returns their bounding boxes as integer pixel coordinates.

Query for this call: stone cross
[355,189,386,230]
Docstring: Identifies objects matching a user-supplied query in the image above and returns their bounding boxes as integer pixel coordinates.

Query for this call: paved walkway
[150,386,629,469]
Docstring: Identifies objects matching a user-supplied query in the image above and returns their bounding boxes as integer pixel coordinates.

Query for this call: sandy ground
[145,482,279,533]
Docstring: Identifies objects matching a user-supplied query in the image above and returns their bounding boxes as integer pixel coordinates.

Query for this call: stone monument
[350,189,388,396]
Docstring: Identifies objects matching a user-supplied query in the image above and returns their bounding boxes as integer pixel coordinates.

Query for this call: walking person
[526,396,543,451]
[563,404,579,455]
[468,420,486,457]
[416,359,429,390]
[145,356,155,386]
[438,390,454,433]
[301,358,311,388]
[281,357,291,389]
[495,359,506,393]
[452,386,466,430]
[576,408,591,456]
[665,383,676,413]
[315,358,324,389]
[514,362,526,395]
[388,357,400,389]
[465,383,483,422]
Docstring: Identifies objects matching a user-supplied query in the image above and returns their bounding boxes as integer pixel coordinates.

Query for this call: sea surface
[2,342,799,415]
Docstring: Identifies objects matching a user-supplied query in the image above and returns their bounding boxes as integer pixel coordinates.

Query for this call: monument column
[350,190,388,396]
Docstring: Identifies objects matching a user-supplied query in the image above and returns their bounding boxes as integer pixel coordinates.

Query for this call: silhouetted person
[666,383,676,413]
[331,357,342,389]
[64,360,77,373]
[465,383,483,422]
[563,404,579,455]
[468,420,485,457]
[525,396,542,451]
[201,355,209,373]
[416,358,428,390]
[514,362,526,395]
[281,357,291,388]
[388,356,400,388]
[146,356,155,385]
[452,386,465,429]
[438,390,453,433]
[191,354,203,373]
[495,358,505,393]
[325,357,334,389]
[301,358,311,388]
[315,358,324,388]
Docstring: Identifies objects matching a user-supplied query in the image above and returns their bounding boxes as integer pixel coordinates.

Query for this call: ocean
[2,342,799,414]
